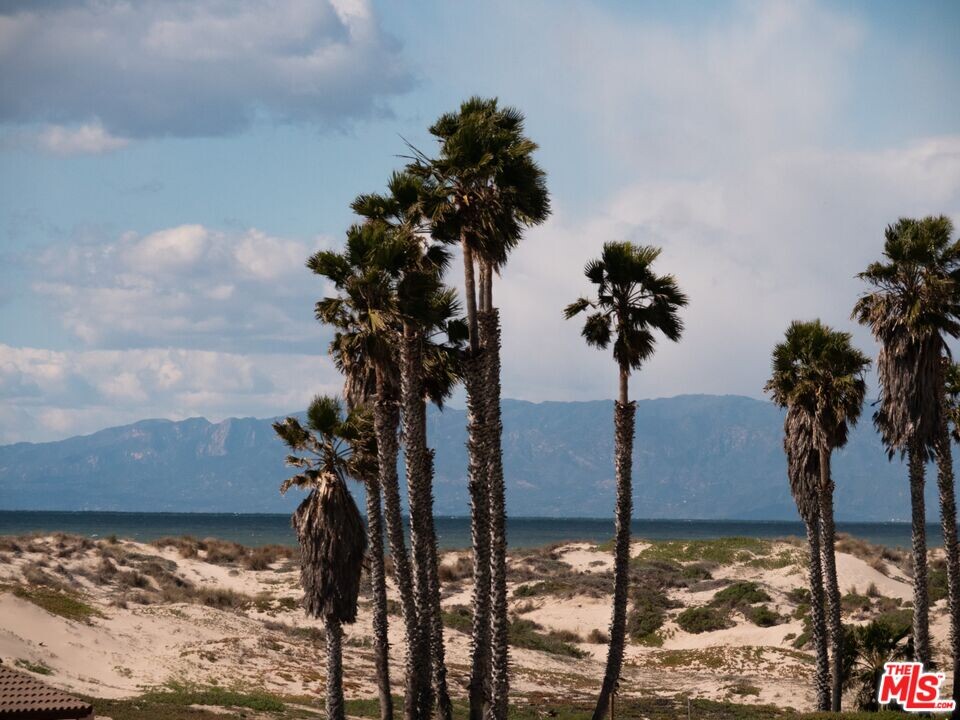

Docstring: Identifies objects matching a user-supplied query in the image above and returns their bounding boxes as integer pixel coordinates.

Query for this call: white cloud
[496,137,960,403]
[0,0,412,140]
[0,344,341,443]
[31,225,331,353]
[35,123,129,155]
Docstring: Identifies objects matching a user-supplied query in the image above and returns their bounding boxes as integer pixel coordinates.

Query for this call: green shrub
[710,581,770,608]
[747,605,782,627]
[928,561,948,603]
[677,606,729,634]
[627,585,674,641]
[442,605,473,634]
[508,617,586,658]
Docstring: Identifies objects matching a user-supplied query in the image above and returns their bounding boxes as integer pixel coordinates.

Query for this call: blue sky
[1,0,959,443]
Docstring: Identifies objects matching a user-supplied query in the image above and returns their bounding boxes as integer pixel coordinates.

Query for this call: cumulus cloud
[0,0,412,139]
[0,344,341,443]
[31,225,331,353]
[496,137,960,403]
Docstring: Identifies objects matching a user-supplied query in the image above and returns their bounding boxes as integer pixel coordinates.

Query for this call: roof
[0,665,93,719]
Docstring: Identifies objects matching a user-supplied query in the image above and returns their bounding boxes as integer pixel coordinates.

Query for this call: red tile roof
[0,665,93,719]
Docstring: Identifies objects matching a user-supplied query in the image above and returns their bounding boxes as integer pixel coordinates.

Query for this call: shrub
[710,581,771,608]
[747,605,782,627]
[627,585,673,641]
[676,606,729,634]
[928,560,949,603]
[786,587,810,604]
[438,556,473,582]
[441,605,473,634]
[508,617,587,658]
[586,628,609,644]
[842,592,872,613]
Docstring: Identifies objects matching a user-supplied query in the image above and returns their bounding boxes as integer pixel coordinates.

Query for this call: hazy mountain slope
[0,395,930,520]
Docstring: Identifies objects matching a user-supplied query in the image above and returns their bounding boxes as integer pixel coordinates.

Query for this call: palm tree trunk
[480,310,509,720]
[592,391,636,720]
[326,618,346,720]
[364,473,394,720]
[935,414,960,717]
[817,446,842,712]
[908,441,932,666]
[463,242,479,353]
[465,346,492,720]
[400,322,451,720]
[374,381,427,720]
[804,511,831,712]
[422,446,454,720]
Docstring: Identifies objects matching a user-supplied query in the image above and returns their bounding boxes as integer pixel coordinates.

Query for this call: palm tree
[765,320,870,711]
[330,336,392,720]
[353,173,466,720]
[273,396,368,720]
[309,227,429,720]
[853,216,960,671]
[415,97,550,720]
[565,242,687,720]
[780,406,831,711]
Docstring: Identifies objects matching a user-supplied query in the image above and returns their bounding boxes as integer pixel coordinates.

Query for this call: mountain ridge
[0,394,944,522]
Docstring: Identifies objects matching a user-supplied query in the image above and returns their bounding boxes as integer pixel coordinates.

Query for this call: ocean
[0,510,949,549]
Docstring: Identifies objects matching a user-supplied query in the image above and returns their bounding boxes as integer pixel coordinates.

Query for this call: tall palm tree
[853,216,960,672]
[273,396,368,720]
[309,227,429,720]
[353,173,466,720]
[415,97,550,720]
[765,320,870,711]
[329,336,393,720]
[565,242,687,720]
[780,406,831,711]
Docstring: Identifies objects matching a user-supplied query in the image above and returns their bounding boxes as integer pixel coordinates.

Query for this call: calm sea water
[0,510,949,549]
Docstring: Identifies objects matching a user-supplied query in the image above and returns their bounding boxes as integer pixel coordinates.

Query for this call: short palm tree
[273,396,368,720]
[842,619,912,711]
[329,335,392,720]
[414,96,550,720]
[766,320,870,711]
[781,406,831,710]
[853,216,960,672]
[565,242,687,720]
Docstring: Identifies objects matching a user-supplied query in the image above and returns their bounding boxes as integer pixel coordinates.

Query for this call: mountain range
[0,394,947,521]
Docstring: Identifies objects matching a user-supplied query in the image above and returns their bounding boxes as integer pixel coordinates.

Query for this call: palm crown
[412,96,550,268]
[273,395,368,623]
[765,320,870,450]
[564,242,687,374]
[852,216,960,454]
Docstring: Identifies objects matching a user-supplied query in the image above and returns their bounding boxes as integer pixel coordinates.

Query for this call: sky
[0,0,959,444]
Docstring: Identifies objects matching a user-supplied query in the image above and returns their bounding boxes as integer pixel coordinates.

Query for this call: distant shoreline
[0,510,951,549]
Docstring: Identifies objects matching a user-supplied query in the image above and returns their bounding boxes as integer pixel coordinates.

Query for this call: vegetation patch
[15,658,53,675]
[441,605,473,634]
[508,617,587,658]
[639,537,771,565]
[676,606,730,634]
[711,581,771,608]
[627,585,675,642]
[13,585,103,623]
